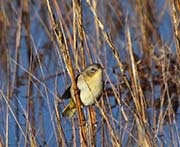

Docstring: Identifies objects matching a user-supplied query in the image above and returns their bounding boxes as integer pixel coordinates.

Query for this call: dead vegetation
[0,0,180,147]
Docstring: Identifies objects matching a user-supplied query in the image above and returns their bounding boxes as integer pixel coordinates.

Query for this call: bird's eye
[91,68,96,72]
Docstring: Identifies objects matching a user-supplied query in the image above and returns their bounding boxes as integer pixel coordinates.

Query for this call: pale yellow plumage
[61,63,103,118]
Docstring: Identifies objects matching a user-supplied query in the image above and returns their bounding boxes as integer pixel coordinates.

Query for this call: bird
[61,63,104,118]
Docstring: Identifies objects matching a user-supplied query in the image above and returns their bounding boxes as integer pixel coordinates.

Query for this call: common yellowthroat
[61,63,104,118]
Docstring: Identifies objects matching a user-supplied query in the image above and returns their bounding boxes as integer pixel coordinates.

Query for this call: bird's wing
[60,86,71,99]
[60,74,80,99]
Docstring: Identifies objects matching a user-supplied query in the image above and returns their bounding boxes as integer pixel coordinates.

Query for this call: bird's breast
[71,70,103,106]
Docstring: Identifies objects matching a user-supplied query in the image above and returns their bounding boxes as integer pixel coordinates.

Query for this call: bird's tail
[62,99,76,118]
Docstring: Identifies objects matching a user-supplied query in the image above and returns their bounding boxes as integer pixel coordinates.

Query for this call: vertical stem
[171,0,180,66]
[5,49,10,147]
[46,0,87,145]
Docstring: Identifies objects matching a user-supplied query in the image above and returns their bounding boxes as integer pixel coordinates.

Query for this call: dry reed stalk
[86,0,128,123]
[37,84,47,146]
[1,91,27,138]
[0,134,3,147]
[74,0,85,67]
[20,0,38,145]
[27,121,37,147]
[0,11,8,76]
[170,0,180,66]
[13,5,22,145]
[136,0,148,53]
[73,0,79,69]
[160,52,178,146]
[126,25,152,147]
[135,116,151,147]
[54,88,67,146]
[53,70,67,146]
[126,25,145,121]
[1,0,180,146]
[72,119,77,147]
[105,72,128,122]
[54,104,67,146]
[11,5,22,98]
[92,0,100,50]
[5,52,10,147]
[101,119,105,147]
[95,97,121,146]
[78,1,98,145]
[0,7,10,147]
[87,106,97,147]
[46,0,87,146]
[104,90,120,145]
[74,0,98,144]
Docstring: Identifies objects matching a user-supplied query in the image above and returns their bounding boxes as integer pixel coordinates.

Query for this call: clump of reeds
[0,0,180,147]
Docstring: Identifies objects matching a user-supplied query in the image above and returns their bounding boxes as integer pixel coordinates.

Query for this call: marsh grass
[0,0,180,147]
